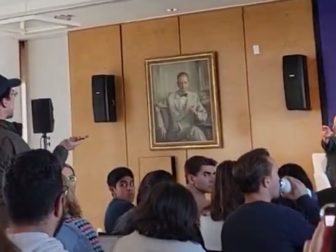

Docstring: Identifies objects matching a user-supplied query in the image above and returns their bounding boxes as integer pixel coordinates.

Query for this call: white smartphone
[320,203,336,227]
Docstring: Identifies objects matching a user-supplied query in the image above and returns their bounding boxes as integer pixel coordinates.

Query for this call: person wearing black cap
[0,74,86,228]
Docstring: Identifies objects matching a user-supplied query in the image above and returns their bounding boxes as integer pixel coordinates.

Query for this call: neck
[186,184,210,212]
[186,184,205,197]
[8,223,54,237]
[244,192,271,204]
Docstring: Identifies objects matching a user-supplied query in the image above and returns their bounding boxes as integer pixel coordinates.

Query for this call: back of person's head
[210,160,244,221]
[136,170,174,205]
[62,175,82,218]
[134,181,202,244]
[233,148,272,193]
[184,155,217,177]
[107,167,133,188]
[278,163,313,191]
[4,149,63,226]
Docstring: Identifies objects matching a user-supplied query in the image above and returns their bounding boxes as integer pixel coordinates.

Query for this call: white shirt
[200,214,224,251]
[113,231,205,252]
[8,232,68,252]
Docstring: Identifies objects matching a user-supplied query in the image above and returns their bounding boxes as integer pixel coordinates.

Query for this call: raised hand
[59,135,88,150]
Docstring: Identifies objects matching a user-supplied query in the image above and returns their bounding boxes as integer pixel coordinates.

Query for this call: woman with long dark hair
[200,160,244,252]
[112,170,174,235]
[113,181,205,252]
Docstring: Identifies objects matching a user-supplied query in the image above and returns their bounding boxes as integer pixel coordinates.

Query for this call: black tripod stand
[41,133,51,150]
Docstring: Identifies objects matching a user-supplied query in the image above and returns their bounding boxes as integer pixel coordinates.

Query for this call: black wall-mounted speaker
[91,75,116,122]
[31,98,54,134]
[282,55,311,110]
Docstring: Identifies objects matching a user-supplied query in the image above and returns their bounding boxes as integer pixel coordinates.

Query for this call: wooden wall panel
[139,156,175,181]
[68,25,127,228]
[179,8,252,162]
[121,18,188,184]
[244,0,321,179]
[67,0,321,226]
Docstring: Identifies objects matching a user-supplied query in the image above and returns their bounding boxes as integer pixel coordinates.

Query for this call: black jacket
[0,119,68,227]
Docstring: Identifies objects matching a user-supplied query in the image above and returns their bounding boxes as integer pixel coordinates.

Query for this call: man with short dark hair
[221,148,314,252]
[0,74,86,227]
[4,149,68,252]
[104,167,134,234]
[185,155,217,213]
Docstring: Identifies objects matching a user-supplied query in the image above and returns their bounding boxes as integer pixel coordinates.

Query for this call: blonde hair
[62,175,82,217]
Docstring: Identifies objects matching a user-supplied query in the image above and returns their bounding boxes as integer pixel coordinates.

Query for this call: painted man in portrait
[155,72,208,142]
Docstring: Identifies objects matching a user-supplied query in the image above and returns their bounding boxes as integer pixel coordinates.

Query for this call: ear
[0,97,10,108]
[187,174,195,184]
[54,194,64,218]
[261,176,271,189]
[109,186,117,197]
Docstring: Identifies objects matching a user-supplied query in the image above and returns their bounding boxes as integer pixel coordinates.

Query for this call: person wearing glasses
[4,149,68,252]
[62,164,77,187]
[56,164,103,252]
[0,74,86,228]
[104,167,135,234]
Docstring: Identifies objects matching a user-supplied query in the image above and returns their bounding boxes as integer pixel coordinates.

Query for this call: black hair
[184,155,217,177]
[136,170,174,205]
[233,148,272,193]
[3,149,63,225]
[134,181,202,244]
[278,163,313,191]
[210,160,244,221]
[107,167,133,187]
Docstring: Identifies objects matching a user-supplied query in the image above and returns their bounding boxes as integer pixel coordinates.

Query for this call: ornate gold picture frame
[146,52,221,150]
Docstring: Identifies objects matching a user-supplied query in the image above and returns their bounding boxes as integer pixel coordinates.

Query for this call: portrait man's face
[177,74,189,94]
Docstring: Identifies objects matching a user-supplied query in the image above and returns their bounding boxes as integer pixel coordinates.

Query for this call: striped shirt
[56,215,103,252]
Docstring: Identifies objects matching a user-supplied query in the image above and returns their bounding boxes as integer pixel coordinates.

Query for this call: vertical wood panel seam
[178,15,189,160]
[119,24,130,167]
[242,7,254,149]
[177,16,182,55]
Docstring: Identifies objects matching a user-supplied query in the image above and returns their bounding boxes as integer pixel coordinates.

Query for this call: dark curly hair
[134,181,202,244]
[4,149,63,225]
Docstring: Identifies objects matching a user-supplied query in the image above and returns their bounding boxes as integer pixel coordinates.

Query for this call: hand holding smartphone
[320,203,336,227]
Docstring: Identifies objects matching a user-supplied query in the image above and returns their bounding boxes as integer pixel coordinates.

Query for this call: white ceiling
[0,0,280,37]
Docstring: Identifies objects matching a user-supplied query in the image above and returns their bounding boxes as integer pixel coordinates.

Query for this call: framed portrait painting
[145,52,222,150]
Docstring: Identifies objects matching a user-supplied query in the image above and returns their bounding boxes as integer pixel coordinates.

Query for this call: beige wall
[68,0,322,228]
[244,0,321,177]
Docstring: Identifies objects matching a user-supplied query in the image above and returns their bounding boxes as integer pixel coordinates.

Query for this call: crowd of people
[1,73,336,252]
